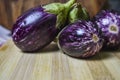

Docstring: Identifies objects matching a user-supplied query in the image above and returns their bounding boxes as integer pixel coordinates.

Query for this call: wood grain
[0,0,106,30]
[0,40,120,80]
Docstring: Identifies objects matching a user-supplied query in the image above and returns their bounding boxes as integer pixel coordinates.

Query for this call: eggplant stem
[64,0,76,8]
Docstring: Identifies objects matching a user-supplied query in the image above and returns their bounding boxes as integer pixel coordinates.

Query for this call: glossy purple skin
[94,10,120,48]
[58,20,103,58]
[12,6,58,52]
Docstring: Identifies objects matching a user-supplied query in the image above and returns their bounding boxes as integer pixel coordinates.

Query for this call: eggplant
[94,10,120,48]
[58,20,103,58]
[12,0,75,52]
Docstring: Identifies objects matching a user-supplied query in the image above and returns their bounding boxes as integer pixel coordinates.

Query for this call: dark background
[108,0,120,10]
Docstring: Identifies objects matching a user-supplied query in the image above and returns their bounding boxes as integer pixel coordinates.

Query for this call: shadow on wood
[22,42,59,54]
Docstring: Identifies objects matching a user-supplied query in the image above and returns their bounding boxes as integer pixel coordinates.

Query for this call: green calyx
[43,0,90,29]
[43,0,76,29]
[43,3,65,15]
[68,3,90,23]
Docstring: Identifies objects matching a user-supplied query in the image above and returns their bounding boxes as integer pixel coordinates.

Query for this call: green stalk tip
[65,0,76,8]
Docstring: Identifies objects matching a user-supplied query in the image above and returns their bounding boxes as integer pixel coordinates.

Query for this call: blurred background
[0,0,120,46]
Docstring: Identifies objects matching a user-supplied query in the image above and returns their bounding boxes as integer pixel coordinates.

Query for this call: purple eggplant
[58,20,103,58]
[94,10,120,48]
[12,0,75,52]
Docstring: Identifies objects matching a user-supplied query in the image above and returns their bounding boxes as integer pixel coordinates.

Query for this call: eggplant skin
[12,6,58,52]
[94,10,120,48]
[58,20,103,58]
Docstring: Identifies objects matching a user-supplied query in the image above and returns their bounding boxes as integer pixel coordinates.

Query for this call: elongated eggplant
[12,0,75,52]
[58,20,103,58]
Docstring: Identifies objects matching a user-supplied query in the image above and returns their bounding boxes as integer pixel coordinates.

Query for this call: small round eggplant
[12,0,75,52]
[58,20,103,58]
[94,10,120,48]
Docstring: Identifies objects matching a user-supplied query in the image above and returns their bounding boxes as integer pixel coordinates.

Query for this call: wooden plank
[0,40,120,80]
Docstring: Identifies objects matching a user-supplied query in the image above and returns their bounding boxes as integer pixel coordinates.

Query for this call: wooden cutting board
[0,40,120,80]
